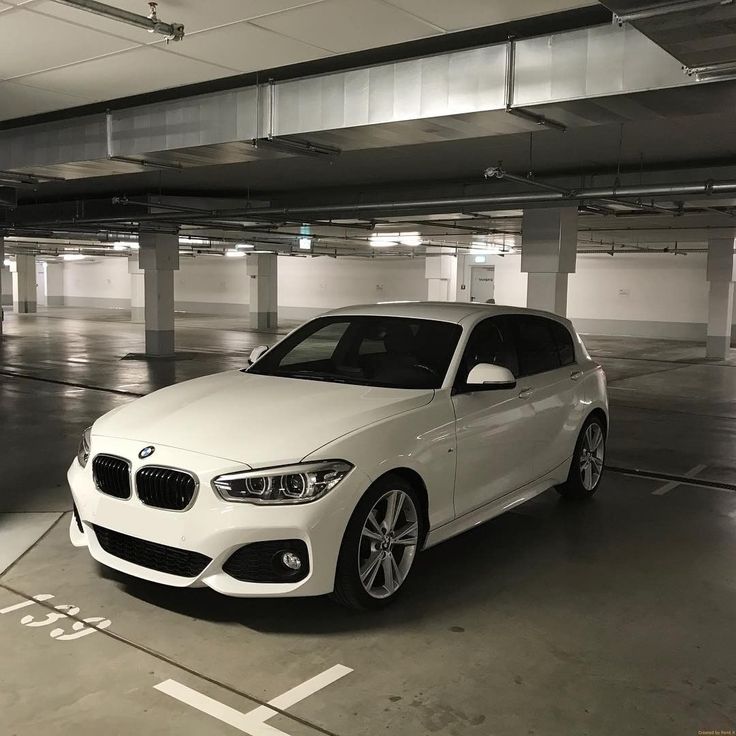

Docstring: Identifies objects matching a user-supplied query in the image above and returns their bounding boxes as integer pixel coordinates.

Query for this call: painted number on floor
[0,593,111,641]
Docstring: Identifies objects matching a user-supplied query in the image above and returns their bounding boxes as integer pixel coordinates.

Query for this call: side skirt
[423,461,569,550]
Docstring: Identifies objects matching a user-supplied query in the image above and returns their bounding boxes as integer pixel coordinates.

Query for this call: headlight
[213,460,353,504]
[77,427,92,468]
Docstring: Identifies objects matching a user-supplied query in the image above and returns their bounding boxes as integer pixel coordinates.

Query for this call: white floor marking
[652,464,707,496]
[156,665,352,736]
[0,593,54,614]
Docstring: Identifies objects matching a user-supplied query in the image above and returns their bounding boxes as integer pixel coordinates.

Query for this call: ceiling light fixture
[225,249,246,258]
[235,243,254,250]
[370,231,422,248]
[61,254,88,261]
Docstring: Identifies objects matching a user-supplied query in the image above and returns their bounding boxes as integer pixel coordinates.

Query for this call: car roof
[322,301,572,326]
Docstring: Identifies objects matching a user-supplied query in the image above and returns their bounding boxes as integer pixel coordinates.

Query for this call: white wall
[55,250,732,340]
[279,255,426,319]
[63,257,130,309]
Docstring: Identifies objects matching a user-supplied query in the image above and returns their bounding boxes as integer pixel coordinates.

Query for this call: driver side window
[456,316,519,386]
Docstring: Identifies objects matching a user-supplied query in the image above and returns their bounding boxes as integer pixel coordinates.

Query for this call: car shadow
[100,489,612,635]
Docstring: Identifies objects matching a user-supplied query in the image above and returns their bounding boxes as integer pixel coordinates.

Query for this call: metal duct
[0,23,692,179]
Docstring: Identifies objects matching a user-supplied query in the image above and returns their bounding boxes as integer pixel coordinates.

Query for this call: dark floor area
[1,308,735,735]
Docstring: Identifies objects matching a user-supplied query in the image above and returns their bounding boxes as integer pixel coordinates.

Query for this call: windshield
[248,315,462,389]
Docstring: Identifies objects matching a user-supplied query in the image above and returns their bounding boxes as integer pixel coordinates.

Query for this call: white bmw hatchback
[68,303,607,609]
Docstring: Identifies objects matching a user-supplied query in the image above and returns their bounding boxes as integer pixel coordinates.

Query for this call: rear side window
[549,321,576,367]
[513,316,560,377]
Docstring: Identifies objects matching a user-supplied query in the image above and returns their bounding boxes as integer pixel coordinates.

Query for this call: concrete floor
[1,307,735,735]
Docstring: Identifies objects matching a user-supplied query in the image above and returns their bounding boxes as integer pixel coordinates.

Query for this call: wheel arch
[586,407,608,435]
[373,467,430,543]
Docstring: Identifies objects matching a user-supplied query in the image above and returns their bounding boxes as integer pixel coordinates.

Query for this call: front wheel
[331,476,424,610]
[556,416,606,501]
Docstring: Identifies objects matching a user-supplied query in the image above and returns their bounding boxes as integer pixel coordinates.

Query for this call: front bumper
[68,438,369,597]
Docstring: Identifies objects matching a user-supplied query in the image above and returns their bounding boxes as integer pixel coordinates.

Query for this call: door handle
[570,370,583,381]
[518,387,534,399]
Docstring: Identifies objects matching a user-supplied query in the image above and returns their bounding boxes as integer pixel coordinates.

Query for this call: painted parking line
[156,664,352,736]
[652,464,707,496]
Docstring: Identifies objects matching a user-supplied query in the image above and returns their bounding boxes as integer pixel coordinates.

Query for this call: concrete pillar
[36,261,47,307]
[0,237,4,336]
[425,247,456,301]
[128,255,145,323]
[139,231,178,356]
[706,236,736,359]
[247,253,278,330]
[45,262,64,307]
[12,253,37,314]
[521,207,578,316]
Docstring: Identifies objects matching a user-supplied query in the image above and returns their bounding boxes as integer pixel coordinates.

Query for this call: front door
[451,316,539,517]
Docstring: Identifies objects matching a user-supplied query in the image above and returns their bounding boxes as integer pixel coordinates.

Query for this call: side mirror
[248,345,269,365]
[465,363,516,390]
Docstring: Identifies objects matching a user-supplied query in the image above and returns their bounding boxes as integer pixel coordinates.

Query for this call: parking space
[2,313,736,735]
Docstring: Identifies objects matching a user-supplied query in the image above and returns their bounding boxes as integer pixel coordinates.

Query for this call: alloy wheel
[579,422,605,491]
[358,489,419,599]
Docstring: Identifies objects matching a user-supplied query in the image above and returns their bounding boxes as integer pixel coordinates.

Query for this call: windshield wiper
[276,370,351,384]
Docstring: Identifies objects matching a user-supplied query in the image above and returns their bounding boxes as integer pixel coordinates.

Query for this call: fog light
[281,551,302,571]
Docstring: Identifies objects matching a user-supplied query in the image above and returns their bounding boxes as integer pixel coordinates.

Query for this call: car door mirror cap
[248,344,269,365]
[465,363,517,390]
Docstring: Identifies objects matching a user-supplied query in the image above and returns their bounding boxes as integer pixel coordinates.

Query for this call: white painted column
[12,253,37,314]
[425,247,456,301]
[521,207,578,316]
[45,262,64,307]
[706,236,736,359]
[139,231,179,356]
[247,253,278,330]
[36,260,47,307]
[0,237,4,336]
[128,255,145,323]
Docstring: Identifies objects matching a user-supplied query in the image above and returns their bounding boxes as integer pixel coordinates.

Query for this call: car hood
[93,371,434,466]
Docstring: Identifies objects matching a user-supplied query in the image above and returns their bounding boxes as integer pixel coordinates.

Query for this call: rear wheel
[331,475,424,610]
[556,416,606,501]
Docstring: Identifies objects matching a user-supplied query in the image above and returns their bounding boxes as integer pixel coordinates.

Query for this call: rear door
[511,315,583,478]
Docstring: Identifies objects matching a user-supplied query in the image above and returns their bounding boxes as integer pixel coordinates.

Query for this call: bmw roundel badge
[139,446,155,459]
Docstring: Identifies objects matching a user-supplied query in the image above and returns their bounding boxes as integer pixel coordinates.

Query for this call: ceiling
[0,0,590,121]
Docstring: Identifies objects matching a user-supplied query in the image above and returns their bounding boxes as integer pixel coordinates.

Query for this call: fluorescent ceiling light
[298,236,312,250]
[370,231,422,248]
[129,243,140,250]
[225,249,246,258]
[236,243,254,250]
[61,254,87,261]
[111,242,129,251]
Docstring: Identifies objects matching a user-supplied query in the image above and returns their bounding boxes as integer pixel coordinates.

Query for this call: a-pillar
[706,236,735,359]
[139,231,178,356]
[128,254,145,323]
[521,207,578,316]
[12,253,37,314]
[425,247,457,301]
[247,253,278,330]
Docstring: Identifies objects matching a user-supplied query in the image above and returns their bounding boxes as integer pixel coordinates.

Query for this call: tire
[331,474,425,610]
[556,415,606,501]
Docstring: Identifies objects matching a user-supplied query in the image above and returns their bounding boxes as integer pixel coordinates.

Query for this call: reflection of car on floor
[68,302,608,609]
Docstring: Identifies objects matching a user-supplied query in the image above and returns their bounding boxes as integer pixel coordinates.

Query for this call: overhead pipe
[51,0,184,40]
[613,0,732,25]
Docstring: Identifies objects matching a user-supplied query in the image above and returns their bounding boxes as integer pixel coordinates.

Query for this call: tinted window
[549,320,576,367]
[514,316,560,377]
[248,316,462,390]
[456,316,519,384]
